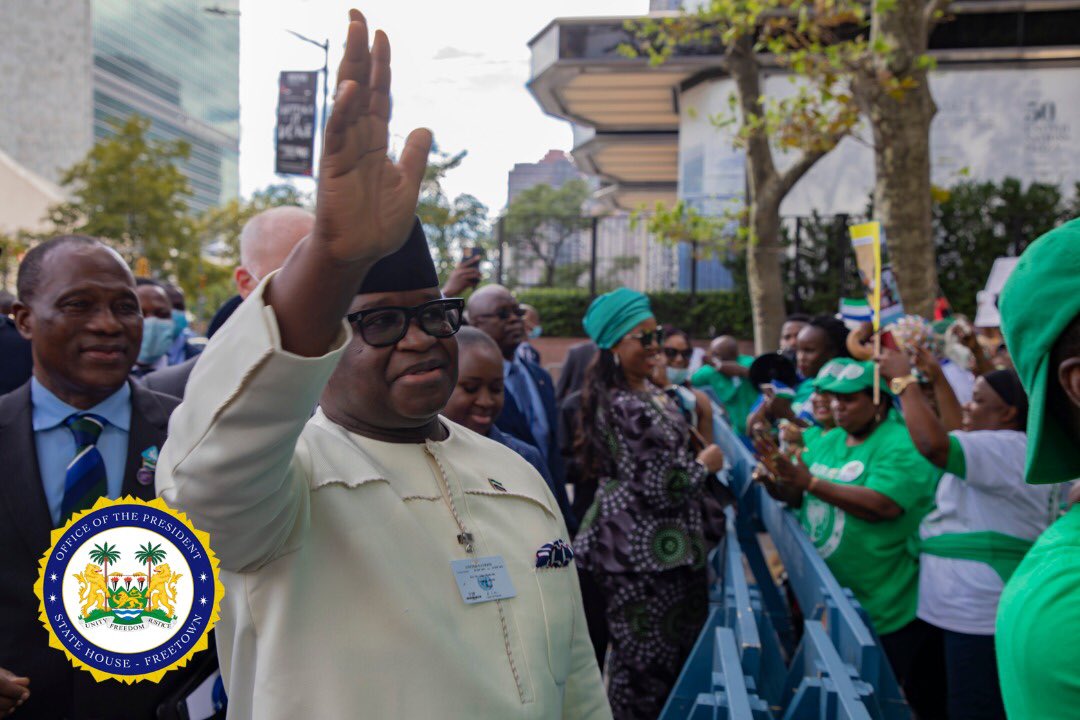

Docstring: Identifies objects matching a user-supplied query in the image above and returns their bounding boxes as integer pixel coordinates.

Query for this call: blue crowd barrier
[659,409,910,720]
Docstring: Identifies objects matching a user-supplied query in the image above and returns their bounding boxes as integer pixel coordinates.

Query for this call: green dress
[996,504,1080,719]
[798,420,940,634]
[691,355,757,435]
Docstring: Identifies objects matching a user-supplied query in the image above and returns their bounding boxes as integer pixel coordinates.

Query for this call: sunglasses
[625,328,664,348]
[472,305,526,322]
[663,347,693,361]
[346,298,465,347]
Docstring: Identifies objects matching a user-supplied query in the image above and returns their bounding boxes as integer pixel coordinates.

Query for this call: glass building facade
[91,0,239,211]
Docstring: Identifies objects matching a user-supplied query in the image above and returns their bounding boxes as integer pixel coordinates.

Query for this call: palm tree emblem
[135,543,167,591]
[88,542,120,579]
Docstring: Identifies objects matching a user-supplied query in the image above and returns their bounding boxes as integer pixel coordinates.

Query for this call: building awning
[527,16,714,210]
[570,129,678,211]
[0,147,62,235]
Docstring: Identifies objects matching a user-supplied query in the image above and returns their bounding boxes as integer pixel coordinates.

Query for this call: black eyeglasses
[625,328,664,348]
[663,347,693,361]
[346,298,465,347]
[472,305,526,322]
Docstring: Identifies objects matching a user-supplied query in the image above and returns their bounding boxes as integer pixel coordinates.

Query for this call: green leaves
[51,116,195,283]
[635,200,740,254]
[416,145,491,281]
[504,179,593,287]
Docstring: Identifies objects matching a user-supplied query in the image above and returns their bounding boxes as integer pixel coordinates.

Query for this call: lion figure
[72,564,109,618]
[147,564,182,618]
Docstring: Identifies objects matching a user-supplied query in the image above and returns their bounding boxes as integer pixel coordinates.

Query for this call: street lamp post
[285,29,330,153]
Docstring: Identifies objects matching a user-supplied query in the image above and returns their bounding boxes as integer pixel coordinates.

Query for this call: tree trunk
[747,200,787,353]
[728,38,789,352]
[859,0,939,318]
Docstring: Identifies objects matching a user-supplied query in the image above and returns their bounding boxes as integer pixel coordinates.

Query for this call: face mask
[171,309,188,340]
[666,367,689,385]
[139,317,175,365]
[529,325,542,339]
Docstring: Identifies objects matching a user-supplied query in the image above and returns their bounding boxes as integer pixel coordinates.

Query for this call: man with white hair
[141,206,313,398]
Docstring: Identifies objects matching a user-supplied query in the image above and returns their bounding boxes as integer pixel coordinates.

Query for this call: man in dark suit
[0,307,33,396]
[0,235,212,718]
[468,285,576,532]
[555,340,597,404]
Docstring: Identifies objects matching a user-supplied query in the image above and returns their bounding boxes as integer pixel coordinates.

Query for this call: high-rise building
[0,0,240,213]
[507,150,584,206]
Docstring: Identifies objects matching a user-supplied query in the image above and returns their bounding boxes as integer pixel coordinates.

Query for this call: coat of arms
[72,541,181,629]
[35,497,223,683]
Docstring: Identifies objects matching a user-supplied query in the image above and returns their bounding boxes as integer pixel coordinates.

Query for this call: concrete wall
[0,0,94,184]
[678,64,1080,217]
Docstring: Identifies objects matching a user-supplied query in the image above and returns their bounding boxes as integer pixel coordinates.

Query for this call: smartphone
[462,246,485,264]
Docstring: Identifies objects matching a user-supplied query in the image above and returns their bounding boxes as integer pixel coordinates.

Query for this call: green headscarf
[582,287,654,350]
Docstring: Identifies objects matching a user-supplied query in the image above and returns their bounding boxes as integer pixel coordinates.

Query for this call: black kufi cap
[358,218,439,294]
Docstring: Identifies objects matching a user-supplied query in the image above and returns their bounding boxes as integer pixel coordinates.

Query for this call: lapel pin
[488,478,507,492]
[137,446,159,486]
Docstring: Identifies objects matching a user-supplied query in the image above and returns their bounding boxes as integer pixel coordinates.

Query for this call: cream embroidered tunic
[156,280,609,720]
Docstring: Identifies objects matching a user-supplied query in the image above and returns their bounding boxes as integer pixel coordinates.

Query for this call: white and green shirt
[918,430,1065,635]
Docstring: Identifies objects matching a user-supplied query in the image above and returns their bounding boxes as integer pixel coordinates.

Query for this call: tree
[89,542,121,582]
[49,115,198,288]
[848,0,951,318]
[196,184,311,266]
[416,145,491,279]
[504,179,593,288]
[134,542,167,593]
[934,178,1076,316]
[626,1,861,351]
[632,0,959,323]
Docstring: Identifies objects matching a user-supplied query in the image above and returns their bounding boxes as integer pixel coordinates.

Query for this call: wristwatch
[889,374,919,396]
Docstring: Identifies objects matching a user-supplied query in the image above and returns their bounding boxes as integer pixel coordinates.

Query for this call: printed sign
[275,70,319,176]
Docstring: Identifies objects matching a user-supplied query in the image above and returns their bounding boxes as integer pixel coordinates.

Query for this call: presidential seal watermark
[34,496,223,683]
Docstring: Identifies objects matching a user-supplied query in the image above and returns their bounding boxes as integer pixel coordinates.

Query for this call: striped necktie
[60,413,108,525]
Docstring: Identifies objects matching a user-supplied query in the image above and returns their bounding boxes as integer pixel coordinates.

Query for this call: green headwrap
[582,287,654,350]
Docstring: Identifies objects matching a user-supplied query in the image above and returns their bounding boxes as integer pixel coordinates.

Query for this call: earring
[613,353,621,367]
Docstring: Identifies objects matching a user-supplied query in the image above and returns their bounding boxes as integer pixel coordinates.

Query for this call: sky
[237,0,647,214]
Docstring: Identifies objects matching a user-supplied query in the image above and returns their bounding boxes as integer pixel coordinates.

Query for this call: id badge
[450,555,516,604]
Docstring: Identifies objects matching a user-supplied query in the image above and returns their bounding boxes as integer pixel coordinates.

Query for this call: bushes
[515,288,752,340]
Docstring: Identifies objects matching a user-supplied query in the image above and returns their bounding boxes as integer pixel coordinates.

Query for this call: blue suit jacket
[495,358,577,533]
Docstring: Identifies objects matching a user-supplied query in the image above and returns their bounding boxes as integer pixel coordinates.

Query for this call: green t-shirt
[691,355,757,435]
[798,420,940,634]
[996,504,1080,719]
[801,424,832,451]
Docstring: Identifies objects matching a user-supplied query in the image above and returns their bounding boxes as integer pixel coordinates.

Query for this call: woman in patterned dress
[574,288,725,719]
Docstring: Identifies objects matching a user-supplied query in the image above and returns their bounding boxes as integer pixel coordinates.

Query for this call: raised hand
[314,9,432,264]
[265,10,435,357]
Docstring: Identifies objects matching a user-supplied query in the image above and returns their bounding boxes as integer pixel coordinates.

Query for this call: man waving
[156,10,608,720]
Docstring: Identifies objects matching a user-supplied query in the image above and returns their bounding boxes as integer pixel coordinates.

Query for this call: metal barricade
[659,410,910,720]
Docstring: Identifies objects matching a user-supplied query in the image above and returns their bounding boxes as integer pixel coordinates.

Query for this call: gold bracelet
[808,475,820,493]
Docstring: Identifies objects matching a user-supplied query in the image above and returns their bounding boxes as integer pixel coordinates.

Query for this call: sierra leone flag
[839,297,873,329]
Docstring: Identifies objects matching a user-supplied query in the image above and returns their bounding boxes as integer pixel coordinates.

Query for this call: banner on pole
[848,221,904,329]
[275,71,318,176]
